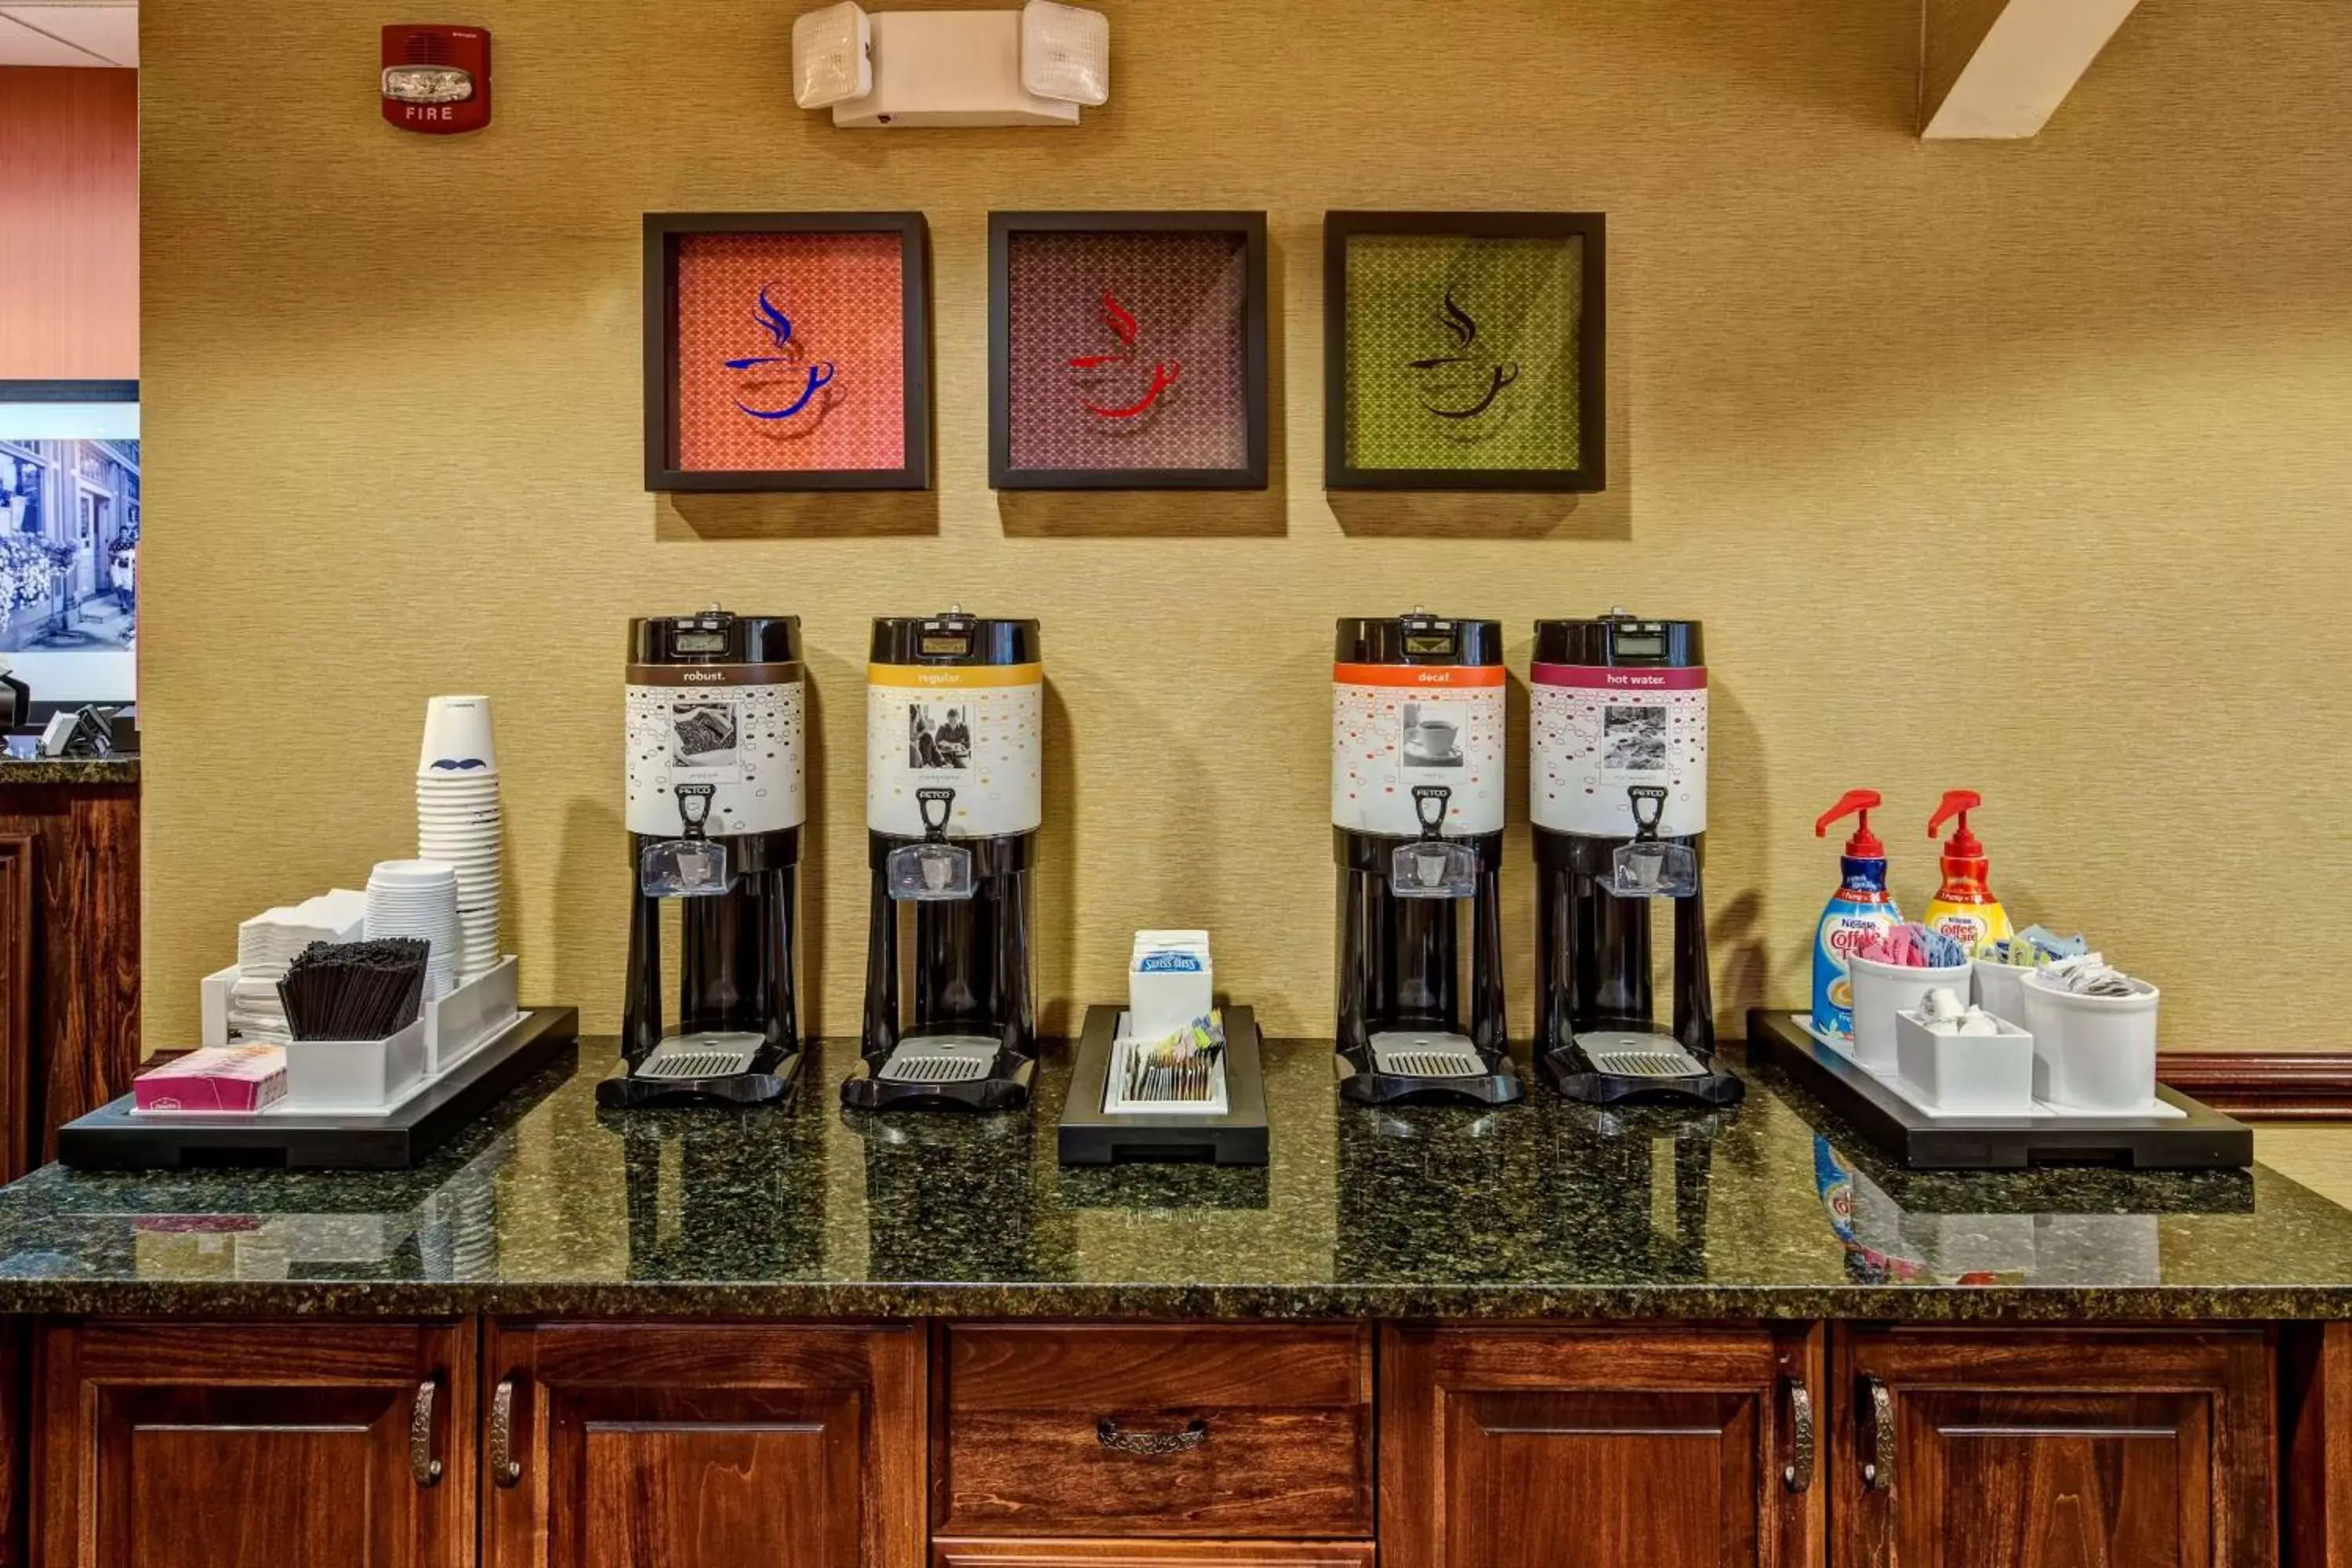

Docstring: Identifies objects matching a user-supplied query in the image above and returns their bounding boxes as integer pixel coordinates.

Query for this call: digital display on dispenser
[673,630,728,654]
[1613,631,1665,658]
[920,633,972,656]
[1405,633,1457,656]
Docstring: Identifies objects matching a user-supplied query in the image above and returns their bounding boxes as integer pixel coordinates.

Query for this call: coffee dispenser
[844,609,1043,1112]
[1332,611,1521,1106]
[1531,610,1741,1106]
[602,608,806,1109]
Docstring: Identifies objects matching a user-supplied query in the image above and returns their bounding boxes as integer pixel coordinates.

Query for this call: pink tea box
[133,1045,288,1114]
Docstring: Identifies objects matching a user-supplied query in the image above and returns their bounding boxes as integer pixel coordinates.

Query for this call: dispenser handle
[1813,789,1881,838]
[672,783,716,839]
[916,786,956,840]
[1412,785,1452,838]
[1926,789,1980,840]
[1627,785,1667,841]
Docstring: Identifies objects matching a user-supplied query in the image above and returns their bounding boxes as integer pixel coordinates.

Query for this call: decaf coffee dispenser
[844,609,1043,1112]
[1332,611,1521,1106]
[602,608,806,1109]
[1531,610,1741,1106]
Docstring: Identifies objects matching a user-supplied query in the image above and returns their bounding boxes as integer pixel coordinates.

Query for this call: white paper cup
[418,695,499,778]
[2024,971,2159,1112]
[1846,953,1974,1074]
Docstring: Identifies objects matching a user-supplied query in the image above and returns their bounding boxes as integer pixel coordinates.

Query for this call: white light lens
[1020,0,1109,106]
[381,65,474,104]
[793,2,873,110]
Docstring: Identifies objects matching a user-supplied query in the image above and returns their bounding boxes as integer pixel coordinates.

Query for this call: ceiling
[0,5,135,67]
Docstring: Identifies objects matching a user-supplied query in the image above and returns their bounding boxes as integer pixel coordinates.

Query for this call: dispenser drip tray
[636,1030,766,1080]
[1573,1029,1708,1080]
[1370,1030,1486,1080]
[879,1036,1000,1085]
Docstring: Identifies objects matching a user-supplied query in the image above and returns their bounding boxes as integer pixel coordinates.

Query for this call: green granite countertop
[0,753,137,785]
[2,1034,2350,1320]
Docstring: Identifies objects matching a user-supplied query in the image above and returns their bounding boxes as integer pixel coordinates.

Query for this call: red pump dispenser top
[1814,789,1885,858]
[1927,789,1984,858]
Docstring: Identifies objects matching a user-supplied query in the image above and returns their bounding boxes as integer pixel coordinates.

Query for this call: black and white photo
[1400,699,1467,768]
[670,699,740,768]
[908,701,974,769]
[1602,703,1668,771]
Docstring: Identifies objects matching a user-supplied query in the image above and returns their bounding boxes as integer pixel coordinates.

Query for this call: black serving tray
[60,1008,581,1171]
[1058,1004,1270,1167]
[1748,1008,2251,1171]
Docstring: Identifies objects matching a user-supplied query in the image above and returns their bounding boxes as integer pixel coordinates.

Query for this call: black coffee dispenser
[602,608,807,1109]
[1530,611,1740,1106]
[1331,612,1522,1107]
[844,610,1043,1112]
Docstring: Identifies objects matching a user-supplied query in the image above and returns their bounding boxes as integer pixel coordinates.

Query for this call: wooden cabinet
[484,1320,925,1568]
[938,1324,1371,1541]
[35,1319,474,1568]
[1831,1328,2276,1568]
[1380,1323,1823,1568]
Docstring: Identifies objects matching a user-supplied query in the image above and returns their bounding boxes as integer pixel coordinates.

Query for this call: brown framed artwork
[643,212,931,492]
[989,211,1269,491]
[1323,211,1605,492]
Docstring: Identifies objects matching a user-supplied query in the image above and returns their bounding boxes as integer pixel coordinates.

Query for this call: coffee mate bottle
[1812,790,1902,1038]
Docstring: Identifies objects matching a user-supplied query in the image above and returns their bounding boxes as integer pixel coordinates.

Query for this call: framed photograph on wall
[989,211,1269,491]
[1323,211,1605,492]
[644,212,931,492]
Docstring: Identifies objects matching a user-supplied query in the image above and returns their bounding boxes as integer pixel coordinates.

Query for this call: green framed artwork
[1323,211,1606,492]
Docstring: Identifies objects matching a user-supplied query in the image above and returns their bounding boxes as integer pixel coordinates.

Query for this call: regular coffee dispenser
[844,609,1044,1112]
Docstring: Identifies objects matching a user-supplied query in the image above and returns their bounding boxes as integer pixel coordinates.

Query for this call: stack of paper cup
[415,695,501,982]
[365,860,463,998]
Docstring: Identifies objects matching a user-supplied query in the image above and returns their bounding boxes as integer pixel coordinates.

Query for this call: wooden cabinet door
[1833,1328,2276,1568]
[1381,1323,1822,1568]
[484,1321,924,1568]
[934,1543,1375,1568]
[35,1319,474,1568]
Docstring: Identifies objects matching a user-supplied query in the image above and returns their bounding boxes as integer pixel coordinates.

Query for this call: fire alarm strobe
[382,24,491,134]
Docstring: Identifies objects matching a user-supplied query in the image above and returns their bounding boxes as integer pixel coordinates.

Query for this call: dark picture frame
[989,210,1269,491]
[1323,211,1606,492]
[643,212,931,492]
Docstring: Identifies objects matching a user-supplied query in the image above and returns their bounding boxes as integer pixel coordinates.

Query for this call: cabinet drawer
[939,1324,1373,1538]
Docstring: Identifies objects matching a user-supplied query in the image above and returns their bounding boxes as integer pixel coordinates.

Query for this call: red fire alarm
[381,24,492,134]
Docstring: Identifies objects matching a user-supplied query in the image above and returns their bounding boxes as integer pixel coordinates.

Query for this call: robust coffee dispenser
[844,609,1043,1112]
[601,608,806,1109]
[1531,610,1741,1106]
[1332,611,1521,1106]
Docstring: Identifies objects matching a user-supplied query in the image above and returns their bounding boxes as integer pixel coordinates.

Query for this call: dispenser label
[1530,662,1707,837]
[868,662,1043,837]
[1331,664,1505,838]
[625,666,804,837]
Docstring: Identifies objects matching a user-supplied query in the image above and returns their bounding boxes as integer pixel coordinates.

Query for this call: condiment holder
[1846,952,1974,1073]
[281,1018,427,1110]
[2024,968,2159,1112]
[1895,1007,2034,1116]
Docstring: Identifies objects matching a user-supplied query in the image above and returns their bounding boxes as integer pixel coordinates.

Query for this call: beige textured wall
[142,0,2352,1051]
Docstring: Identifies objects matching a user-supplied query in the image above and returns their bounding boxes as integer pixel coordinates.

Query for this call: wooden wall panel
[0,66,138,379]
[137,0,2352,1046]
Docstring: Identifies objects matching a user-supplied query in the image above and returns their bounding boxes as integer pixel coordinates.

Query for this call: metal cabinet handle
[1097,1417,1210,1456]
[490,1377,524,1487]
[1861,1376,1895,1492]
[1781,1377,1815,1493]
[408,1380,443,1487]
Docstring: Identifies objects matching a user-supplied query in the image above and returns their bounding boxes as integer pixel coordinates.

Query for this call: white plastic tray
[1798,1014,2184,1123]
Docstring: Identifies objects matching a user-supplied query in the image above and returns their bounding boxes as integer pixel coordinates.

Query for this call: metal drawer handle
[408,1380,443,1487]
[1781,1377,1814,1493]
[1097,1417,1210,1456]
[1861,1376,1895,1492]
[491,1377,524,1487]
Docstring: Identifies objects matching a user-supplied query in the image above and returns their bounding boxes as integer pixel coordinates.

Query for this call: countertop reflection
[1,1037,2349,1320]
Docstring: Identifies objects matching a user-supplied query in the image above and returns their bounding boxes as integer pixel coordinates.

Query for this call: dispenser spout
[1814,789,1885,857]
[1927,789,1984,858]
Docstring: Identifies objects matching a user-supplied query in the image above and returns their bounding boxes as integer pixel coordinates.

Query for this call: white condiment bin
[1971,957,2035,1025]
[281,1018,427,1110]
[2023,970,2159,1113]
[1846,953,1973,1074]
[1895,1008,2035,1116]
[425,956,520,1073]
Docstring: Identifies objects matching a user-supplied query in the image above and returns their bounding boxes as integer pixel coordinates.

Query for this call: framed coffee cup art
[1323,210,1606,492]
[644,212,932,492]
[988,210,1269,491]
